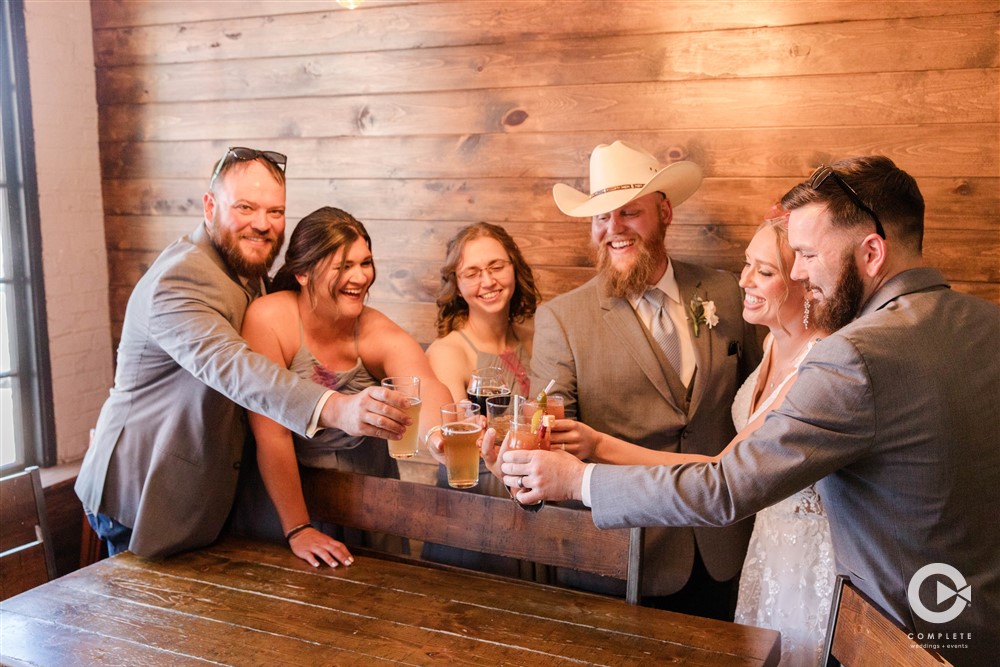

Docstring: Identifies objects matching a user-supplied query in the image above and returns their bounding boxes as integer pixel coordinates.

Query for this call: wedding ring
[517,475,526,489]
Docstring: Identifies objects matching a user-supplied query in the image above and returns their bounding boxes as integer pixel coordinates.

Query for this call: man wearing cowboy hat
[529,140,760,619]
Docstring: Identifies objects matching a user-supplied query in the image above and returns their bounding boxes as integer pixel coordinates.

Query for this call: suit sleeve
[148,256,326,437]
[529,302,579,419]
[590,333,876,528]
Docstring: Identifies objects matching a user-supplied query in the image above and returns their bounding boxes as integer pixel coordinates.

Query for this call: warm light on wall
[336,0,364,8]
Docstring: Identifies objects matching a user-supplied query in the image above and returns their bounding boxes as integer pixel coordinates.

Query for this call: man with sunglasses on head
[77,148,413,559]
[501,155,999,665]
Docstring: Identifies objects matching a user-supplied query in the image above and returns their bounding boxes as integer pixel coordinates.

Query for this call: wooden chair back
[0,466,58,600]
[823,575,952,667]
[301,468,644,604]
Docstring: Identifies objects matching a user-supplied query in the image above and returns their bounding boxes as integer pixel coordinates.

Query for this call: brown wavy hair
[271,207,374,303]
[435,222,540,337]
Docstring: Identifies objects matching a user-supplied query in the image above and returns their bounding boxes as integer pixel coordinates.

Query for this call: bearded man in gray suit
[504,155,1000,665]
[528,141,761,619]
[77,148,412,559]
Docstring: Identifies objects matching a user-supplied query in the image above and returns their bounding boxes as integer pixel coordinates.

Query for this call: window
[1,0,54,472]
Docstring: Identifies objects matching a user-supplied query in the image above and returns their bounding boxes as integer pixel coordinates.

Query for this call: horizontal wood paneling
[94,12,998,100]
[92,0,1000,351]
[97,126,999,181]
[90,1,998,54]
[96,70,998,133]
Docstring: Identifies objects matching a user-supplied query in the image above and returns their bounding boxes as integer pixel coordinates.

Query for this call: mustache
[240,232,277,243]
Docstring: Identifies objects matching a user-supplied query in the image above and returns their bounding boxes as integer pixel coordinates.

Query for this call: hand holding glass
[380,376,421,459]
[519,396,564,450]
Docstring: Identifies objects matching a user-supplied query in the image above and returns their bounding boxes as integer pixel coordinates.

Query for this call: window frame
[1,0,55,473]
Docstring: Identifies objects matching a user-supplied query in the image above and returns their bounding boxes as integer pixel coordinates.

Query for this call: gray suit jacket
[591,268,1000,665]
[76,223,327,558]
[531,260,761,595]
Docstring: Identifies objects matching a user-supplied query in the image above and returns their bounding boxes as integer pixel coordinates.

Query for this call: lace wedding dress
[733,337,836,667]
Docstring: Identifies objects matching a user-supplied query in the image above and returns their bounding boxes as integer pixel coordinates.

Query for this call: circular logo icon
[907,563,971,624]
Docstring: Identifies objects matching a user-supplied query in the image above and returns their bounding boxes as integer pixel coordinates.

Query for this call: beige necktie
[644,287,682,376]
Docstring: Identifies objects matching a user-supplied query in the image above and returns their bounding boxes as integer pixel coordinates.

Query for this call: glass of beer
[380,376,421,459]
[440,402,482,489]
[486,394,513,442]
[467,367,511,413]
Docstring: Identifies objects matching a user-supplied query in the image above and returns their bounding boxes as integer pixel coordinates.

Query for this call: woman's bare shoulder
[426,330,466,355]
[357,306,410,337]
[244,291,298,334]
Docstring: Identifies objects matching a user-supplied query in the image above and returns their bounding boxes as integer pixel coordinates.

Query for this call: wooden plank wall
[91,0,999,346]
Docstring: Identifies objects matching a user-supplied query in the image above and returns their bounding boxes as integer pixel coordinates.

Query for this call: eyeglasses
[457,259,512,283]
[807,165,885,239]
[210,147,287,188]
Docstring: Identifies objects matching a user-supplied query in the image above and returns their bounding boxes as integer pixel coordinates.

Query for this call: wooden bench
[300,468,644,604]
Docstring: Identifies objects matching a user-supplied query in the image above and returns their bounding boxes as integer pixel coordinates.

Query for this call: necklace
[765,338,812,389]
[750,335,815,417]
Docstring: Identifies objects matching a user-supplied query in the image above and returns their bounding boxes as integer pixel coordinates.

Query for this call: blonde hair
[757,207,799,334]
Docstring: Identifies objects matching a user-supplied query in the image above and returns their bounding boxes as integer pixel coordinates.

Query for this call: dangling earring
[802,297,811,330]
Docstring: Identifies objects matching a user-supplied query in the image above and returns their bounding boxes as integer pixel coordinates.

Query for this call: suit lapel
[598,276,687,413]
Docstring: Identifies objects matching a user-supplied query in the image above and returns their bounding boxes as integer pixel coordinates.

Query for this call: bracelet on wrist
[284,522,312,541]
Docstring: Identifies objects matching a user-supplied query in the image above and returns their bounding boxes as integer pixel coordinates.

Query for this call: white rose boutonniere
[688,289,719,338]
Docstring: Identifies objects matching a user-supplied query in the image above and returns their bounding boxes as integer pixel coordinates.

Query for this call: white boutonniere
[688,288,719,338]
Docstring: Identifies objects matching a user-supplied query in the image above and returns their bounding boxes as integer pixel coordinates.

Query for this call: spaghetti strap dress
[229,316,403,553]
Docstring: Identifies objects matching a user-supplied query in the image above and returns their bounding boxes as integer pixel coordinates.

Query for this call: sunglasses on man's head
[807,165,886,239]
[210,147,287,188]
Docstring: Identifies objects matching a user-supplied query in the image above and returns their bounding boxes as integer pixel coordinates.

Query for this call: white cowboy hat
[552,140,703,218]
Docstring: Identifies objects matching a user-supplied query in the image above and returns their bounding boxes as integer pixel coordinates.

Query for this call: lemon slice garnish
[531,409,543,433]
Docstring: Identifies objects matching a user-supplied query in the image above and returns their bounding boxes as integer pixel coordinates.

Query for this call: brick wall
[22,0,112,464]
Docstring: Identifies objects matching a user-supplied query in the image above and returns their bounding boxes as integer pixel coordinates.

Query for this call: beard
[595,224,668,299]
[208,220,284,281]
[812,250,866,332]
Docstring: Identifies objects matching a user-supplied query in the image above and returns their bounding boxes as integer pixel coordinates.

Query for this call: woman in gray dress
[239,207,450,568]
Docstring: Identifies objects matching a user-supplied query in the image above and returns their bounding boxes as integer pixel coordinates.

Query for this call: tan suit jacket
[530,259,761,595]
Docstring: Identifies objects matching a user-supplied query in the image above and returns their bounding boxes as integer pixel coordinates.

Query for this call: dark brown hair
[271,207,374,300]
[781,155,924,252]
[435,222,540,337]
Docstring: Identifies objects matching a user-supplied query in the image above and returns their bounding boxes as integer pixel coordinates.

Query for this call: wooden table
[1,537,780,665]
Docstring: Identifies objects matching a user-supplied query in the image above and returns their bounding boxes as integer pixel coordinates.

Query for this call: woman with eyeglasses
[421,222,542,576]
[426,222,540,401]
[233,206,451,568]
